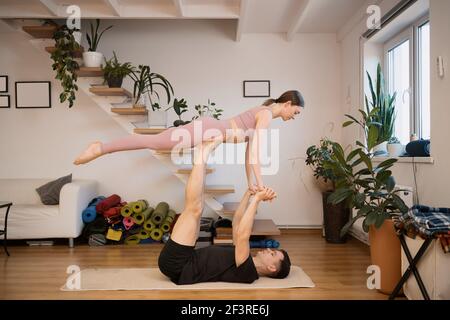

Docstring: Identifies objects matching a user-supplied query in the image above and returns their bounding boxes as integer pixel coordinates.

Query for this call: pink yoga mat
[123,217,135,230]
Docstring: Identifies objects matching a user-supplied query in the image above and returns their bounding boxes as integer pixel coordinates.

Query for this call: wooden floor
[0,230,390,300]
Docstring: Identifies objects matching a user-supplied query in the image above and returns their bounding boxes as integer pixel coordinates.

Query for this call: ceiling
[0,0,365,39]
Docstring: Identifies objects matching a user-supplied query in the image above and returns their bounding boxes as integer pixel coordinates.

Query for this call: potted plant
[83,19,113,68]
[192,99,223,120]
[306,139,351,243]
[387,137,404,157]
[365,63,397,155]
[128,65,174,127]
[332,108,409,295]
[167,98,190,127]
[50,24,81,108]
[102,51,133,88]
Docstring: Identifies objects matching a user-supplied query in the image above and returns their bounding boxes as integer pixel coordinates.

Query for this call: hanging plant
[50,25,81,108]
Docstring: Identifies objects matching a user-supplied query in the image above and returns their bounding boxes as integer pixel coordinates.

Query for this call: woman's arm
[248,109,272,189]
[245,142,254,190]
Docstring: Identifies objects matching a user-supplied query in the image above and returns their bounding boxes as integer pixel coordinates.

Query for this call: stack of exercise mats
[393,205,450,253]
[81,195,179,246]
[213,218,233,245]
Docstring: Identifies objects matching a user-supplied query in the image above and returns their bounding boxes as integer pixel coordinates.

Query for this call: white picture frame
[15,81,51,108]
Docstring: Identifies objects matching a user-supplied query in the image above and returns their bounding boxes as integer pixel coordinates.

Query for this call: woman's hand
[248,184,258,195]
[255,187,277,202]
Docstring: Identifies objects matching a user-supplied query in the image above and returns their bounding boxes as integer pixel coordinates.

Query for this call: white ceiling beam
[39,0,59,16]
[172,0,185,17]
[103,0,122,17]
[235,0,250,42]
[286,0,311,42]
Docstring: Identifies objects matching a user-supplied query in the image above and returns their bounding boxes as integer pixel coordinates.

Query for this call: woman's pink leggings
[102,117,230,154]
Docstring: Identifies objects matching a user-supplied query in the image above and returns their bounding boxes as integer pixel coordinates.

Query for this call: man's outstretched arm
[232,189,253,244]
[234,187,276,267]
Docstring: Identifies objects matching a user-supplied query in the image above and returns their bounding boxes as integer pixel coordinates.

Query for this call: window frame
[383,13,430,141]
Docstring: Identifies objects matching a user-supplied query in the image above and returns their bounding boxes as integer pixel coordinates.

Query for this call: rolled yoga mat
[132,199,149,214]
[124,234,141,245]
[132,207,154,225]
[82,196,106,224]
[123,217,135,230]
[121,203,134,217]
[151,202,169,225]
[103,206,122,218]
[143,219,156,232]
[165,209,176,223]
[96,194,121,215]
[161,221,171,233]
[138,230,151,240]
[150,228,163,241]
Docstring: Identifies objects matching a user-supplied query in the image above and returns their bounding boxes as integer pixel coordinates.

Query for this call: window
[384,16,430,145]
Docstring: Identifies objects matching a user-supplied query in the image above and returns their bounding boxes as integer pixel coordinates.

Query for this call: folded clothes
[410,205,450,230]
[96,194,121,214]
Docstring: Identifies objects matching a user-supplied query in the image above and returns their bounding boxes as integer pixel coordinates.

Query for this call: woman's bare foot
[73,141,104,165]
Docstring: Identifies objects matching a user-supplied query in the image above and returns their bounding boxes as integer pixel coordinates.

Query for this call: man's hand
[248,184,258,195]
[255,187,277,202]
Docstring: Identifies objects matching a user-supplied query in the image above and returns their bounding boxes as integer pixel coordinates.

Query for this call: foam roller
[132,199,149,214]
[150,228,163,241]
[138,230,151,240]
[132,206,154,225]
[124,234,141,245]
[151,202,169,225]
[143,219,156,232]
[121,203,134,217]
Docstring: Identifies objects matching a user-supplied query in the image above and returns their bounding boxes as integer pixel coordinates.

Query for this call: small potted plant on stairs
[102,51,133,88]
[306,139,351,243]
[387,137,405,157]
[83,19,113,68]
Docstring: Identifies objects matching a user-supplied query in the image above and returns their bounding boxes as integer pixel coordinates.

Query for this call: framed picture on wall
[0,75,8,93]
[15,81,51,109]
[0,95,10,108]
[243,80,271,98]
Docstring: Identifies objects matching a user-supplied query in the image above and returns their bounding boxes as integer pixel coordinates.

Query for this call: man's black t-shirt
[177,245,259,285]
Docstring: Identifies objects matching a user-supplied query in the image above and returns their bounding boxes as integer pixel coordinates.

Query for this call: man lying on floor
[158,141,291,285]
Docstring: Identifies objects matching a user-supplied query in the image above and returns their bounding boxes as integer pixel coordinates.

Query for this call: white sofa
[0,178,98,247]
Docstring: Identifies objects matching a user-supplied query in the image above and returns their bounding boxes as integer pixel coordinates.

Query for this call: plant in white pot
[83,19,113,68]
[387,137,405,157]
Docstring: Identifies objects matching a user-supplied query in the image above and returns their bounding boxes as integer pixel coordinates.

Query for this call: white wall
[0,19,342,226]
[339,0,450,208]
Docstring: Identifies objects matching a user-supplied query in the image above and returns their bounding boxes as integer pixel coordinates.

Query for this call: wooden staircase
[21,24,281,237]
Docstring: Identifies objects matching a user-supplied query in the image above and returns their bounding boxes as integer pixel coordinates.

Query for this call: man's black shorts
[158,238,195,283]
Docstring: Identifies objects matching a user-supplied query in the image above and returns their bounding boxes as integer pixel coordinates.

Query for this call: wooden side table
[0,202,12,256]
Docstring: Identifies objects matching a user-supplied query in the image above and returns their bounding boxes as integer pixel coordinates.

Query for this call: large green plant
[365,63,396,144]
[325,115,409,237]
[86,19,113,52]
[51,25,81,108]
[305,139,338,186]
[128,65,174,111]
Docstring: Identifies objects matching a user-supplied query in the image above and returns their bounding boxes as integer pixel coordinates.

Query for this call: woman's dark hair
[263,90,305,108]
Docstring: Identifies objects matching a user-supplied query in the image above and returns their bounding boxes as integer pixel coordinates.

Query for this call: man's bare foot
[193,138,222,165]
[73,141,103,165]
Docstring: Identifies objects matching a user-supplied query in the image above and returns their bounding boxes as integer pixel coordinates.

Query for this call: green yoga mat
[151,202,169,225]
[138,230,151,240]
[132,199,149,214]
[161,221,171,233]
[121,203,134,217]
[166,209,176,222]
[124,234,141,245]
[143,219,156,232]
[150,228,163,241]
[132,207,154,225]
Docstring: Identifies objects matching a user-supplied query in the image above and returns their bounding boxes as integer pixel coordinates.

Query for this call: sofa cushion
[36,174,72,205]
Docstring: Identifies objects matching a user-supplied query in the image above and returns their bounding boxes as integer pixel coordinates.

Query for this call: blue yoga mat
[82,196,106,224]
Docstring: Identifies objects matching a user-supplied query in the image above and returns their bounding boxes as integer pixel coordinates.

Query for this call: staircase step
[134,127,166,135]
[222,202,239,215]
[205,185,235,195]
[23,25,57,38]
[251,219,281,236]
[177,166,214,174]
[89,87,132,97]
[154,149,192,155]
[75,67,103,77]
[111,107,147,115]
[45,46,84,58]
